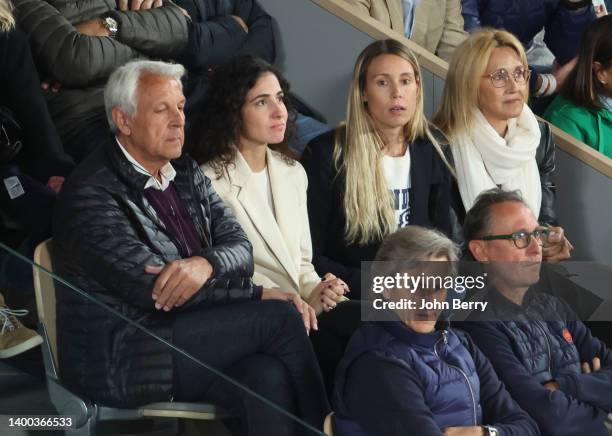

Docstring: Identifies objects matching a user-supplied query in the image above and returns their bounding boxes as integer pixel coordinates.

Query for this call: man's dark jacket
[176,0,275,70]
[0,28,73,180]
[460,0,596,65]
[459,289,612,436]
[53,141,257,407]
[13,0,188,159]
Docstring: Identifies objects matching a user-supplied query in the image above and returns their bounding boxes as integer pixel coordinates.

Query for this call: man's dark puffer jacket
[53,141,257,407]
[13,0,188,156]
[459,289,612,436]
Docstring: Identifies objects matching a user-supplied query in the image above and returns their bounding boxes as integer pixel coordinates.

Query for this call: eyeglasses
[482,67,531,88]
[479,228,550,249]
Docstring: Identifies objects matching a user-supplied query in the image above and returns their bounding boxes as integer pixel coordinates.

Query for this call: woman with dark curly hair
[188,56,362,393]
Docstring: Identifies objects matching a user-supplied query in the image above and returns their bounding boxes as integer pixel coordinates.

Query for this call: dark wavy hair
[561,14,612,110]
[186,56,297,176]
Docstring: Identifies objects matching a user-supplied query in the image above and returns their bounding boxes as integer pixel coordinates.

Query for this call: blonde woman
[302,39,454,298]
[433,29,573,262]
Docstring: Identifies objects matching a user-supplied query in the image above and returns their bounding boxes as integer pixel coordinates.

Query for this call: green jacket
[544,94,612,159]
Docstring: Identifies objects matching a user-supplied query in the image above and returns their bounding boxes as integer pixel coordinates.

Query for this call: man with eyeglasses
[457,188,612,436]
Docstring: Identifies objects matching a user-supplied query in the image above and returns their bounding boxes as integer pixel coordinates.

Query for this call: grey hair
[104,60,186,133]
[375,226,460,263]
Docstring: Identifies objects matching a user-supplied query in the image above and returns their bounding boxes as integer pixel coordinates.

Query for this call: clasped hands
[262,273,349,334]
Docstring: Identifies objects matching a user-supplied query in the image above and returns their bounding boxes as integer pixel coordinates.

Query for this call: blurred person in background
[544,15,612,158]
[0,0,72,358]
[461,0,597,100]
[345,0,467,62]
[13,0,189,162]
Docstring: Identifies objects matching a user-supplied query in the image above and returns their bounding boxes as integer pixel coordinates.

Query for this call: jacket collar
[380,320,443,348]
[227,149,299,285]
[106,139,150,191]
[105,140,209,247]
[485,286,542,319]
[115,137,177,191]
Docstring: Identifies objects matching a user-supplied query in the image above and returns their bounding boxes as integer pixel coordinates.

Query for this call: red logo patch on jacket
[562,328,573,344]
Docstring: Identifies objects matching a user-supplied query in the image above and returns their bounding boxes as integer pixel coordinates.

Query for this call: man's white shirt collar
[115,138,176,191]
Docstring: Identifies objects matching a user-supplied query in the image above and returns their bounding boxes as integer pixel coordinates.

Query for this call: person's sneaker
[0,292,42,358]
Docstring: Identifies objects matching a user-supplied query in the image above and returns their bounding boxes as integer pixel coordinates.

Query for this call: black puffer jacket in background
[53,141,258,407]
[13,0,188,158]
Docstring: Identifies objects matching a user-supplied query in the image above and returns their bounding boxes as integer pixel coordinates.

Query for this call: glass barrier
[0,241,328,436]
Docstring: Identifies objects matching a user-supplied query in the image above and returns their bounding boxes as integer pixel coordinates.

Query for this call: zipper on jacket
[434,330,478,426]
[534,321,553,375]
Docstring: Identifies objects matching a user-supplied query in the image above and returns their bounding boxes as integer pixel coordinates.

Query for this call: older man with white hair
[52,60,329,436]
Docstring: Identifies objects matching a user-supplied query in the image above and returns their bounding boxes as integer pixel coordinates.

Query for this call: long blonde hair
[336,39,447,245]
[0,0,15,33]
[433,29,529,141]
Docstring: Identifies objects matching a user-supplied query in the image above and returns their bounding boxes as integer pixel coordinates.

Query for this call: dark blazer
[301,129,453,298]
[53,140,257,407]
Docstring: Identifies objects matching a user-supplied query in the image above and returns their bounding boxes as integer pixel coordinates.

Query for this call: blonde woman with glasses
[433,29,573,262]
[302,39,454,299]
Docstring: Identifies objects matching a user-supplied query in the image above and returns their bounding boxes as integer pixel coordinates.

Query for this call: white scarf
[452,104,542,216]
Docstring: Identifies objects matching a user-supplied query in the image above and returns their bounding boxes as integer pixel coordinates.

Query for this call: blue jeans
[288,114,332,158]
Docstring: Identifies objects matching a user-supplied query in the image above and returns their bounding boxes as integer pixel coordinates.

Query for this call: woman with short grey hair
[332,226,538,436]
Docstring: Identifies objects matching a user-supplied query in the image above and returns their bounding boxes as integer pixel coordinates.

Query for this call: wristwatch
[482,426,499,436]
[101,16,118,38]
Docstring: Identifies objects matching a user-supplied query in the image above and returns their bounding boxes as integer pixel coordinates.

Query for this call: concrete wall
[555,150,612,261]
[259,0,612,261]
[262,0,372,125]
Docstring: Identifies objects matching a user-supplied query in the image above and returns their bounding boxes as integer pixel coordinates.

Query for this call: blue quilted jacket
[332,321,538,435]
[461,0,596,65]
[460,289,612,436]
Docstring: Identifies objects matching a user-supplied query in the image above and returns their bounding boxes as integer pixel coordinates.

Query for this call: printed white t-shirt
[382,149,412,228]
